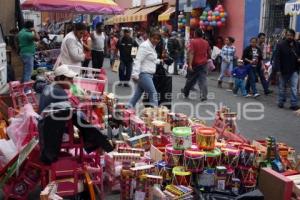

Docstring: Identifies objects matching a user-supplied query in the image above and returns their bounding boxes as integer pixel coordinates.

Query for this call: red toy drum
[236,166,256,192]
[239,145,257,167]
[172,166,191,186]
[202,148,222,169]
[184,150,204,173]
[221,147,240,168]
[155,161,172,182]
[165,145,183,167]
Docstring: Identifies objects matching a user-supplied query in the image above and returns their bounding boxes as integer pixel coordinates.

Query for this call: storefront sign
[132,0,141,7]
[145,0,162,6]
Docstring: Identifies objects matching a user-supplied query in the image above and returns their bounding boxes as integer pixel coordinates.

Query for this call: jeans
[82,59,90,67]
[256,66,269,93]
[218,61,233,82]
[183,65,208,99]
[129,73,158,107]
[246,67,258,94]
[278,72,299,107]
[119,60,133,82]
[91,50,104,69]
[233,78,247,96]
[21,54,34,82]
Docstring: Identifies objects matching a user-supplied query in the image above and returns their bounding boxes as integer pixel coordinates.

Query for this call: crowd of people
[17,20,299,111]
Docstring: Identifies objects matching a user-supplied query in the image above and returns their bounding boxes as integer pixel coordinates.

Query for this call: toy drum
[172,127,192,150]
[239,145,257,167]
[184,150,204,173]
[172,166,191,186]
[165,145,183,167]
[221,147,240,168]
[196,127,216,151]
[155,161,172,182]
[202,148,221,169]
[152,120,167,136]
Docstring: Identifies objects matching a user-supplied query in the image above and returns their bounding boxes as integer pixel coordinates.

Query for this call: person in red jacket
[181,28,211,101]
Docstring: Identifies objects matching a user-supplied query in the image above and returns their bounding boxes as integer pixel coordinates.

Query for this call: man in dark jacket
[117,29,138,87]
[167,31,181,74]
[274,29,299,110]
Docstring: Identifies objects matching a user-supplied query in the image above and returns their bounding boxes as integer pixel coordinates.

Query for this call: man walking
[91,22,106,69]
[117,29,138,87]
[18,20,40,83]
[257,32,272,95]
[181,29,211,101]
[274,29,299,110]
[167,31,181,74]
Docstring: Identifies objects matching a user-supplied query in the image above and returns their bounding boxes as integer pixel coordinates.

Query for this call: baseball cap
[54,65,77,78]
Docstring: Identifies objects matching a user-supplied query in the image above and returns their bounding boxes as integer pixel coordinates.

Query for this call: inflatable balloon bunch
[177,12,186,33]
[199,5,227,30]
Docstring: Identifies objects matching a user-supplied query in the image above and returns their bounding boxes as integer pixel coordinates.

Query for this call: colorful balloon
[220,12,225,18]
[208,16,212,21]
[208,11,213,16]
[200,20,204,26]
[217,21,223,27]
[204,21,209,26]
[203,11,208,16]
[212,16,216,21]
[212,21,217,26]
[221,18,226,22]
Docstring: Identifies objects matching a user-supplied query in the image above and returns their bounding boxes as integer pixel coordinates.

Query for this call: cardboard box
[150,144,165,162]
[258,168,293,200]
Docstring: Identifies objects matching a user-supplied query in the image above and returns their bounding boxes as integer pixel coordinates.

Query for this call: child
[232,59,251,97]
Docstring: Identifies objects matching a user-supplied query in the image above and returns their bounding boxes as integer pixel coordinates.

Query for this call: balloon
[212,21,217,27]
[205,7,211,12]
[219,8,224,12]
[217,21,223,27]
[204,21,209,26]
[200,20,204,26]
[220,12,225,18]
[221,18,226,22]
[203,11,208,16]
[214,11,220,16]
[182,19,186,24]
[212,16,216,21]
[216,16,221,21]
[208,11,213,16]
[208,16,212,21]
[200,16,205,20]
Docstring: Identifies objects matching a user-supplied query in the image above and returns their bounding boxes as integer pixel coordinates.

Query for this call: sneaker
[181,89,188,98]
[117,83,123,87]
[253,93,260,98]
[201,97,208,102]
[290,106,299,111]
[123,83,130,87]
[278,103,284,109]
[245,94,252,98]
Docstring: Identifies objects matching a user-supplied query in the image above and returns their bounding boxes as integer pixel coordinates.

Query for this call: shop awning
[118,7,142,23]
[127,5,164,23]
[285,0,300,15]
[104,16,117,25]
[158,6,175,21]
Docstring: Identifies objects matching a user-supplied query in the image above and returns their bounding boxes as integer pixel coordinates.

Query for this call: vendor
[55,23,86,68]
[38,65,114,164]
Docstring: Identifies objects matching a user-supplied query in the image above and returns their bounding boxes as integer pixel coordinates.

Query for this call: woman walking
[218,37,236,89]
[129,31,162,107]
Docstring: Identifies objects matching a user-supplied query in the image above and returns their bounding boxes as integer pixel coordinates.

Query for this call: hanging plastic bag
[0,139,17,168]
[7,104,39,151]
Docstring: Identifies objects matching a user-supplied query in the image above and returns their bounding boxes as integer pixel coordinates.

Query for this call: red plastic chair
[50,158,83,197]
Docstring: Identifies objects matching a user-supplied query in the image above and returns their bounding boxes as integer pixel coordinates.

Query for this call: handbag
[112,59,120,72]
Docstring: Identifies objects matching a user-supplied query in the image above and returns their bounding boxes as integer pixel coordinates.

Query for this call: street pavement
[104,59,300,153]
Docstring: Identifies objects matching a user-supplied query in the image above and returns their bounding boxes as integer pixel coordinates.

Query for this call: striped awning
[158,6,175,21]
[127,5,163,23]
